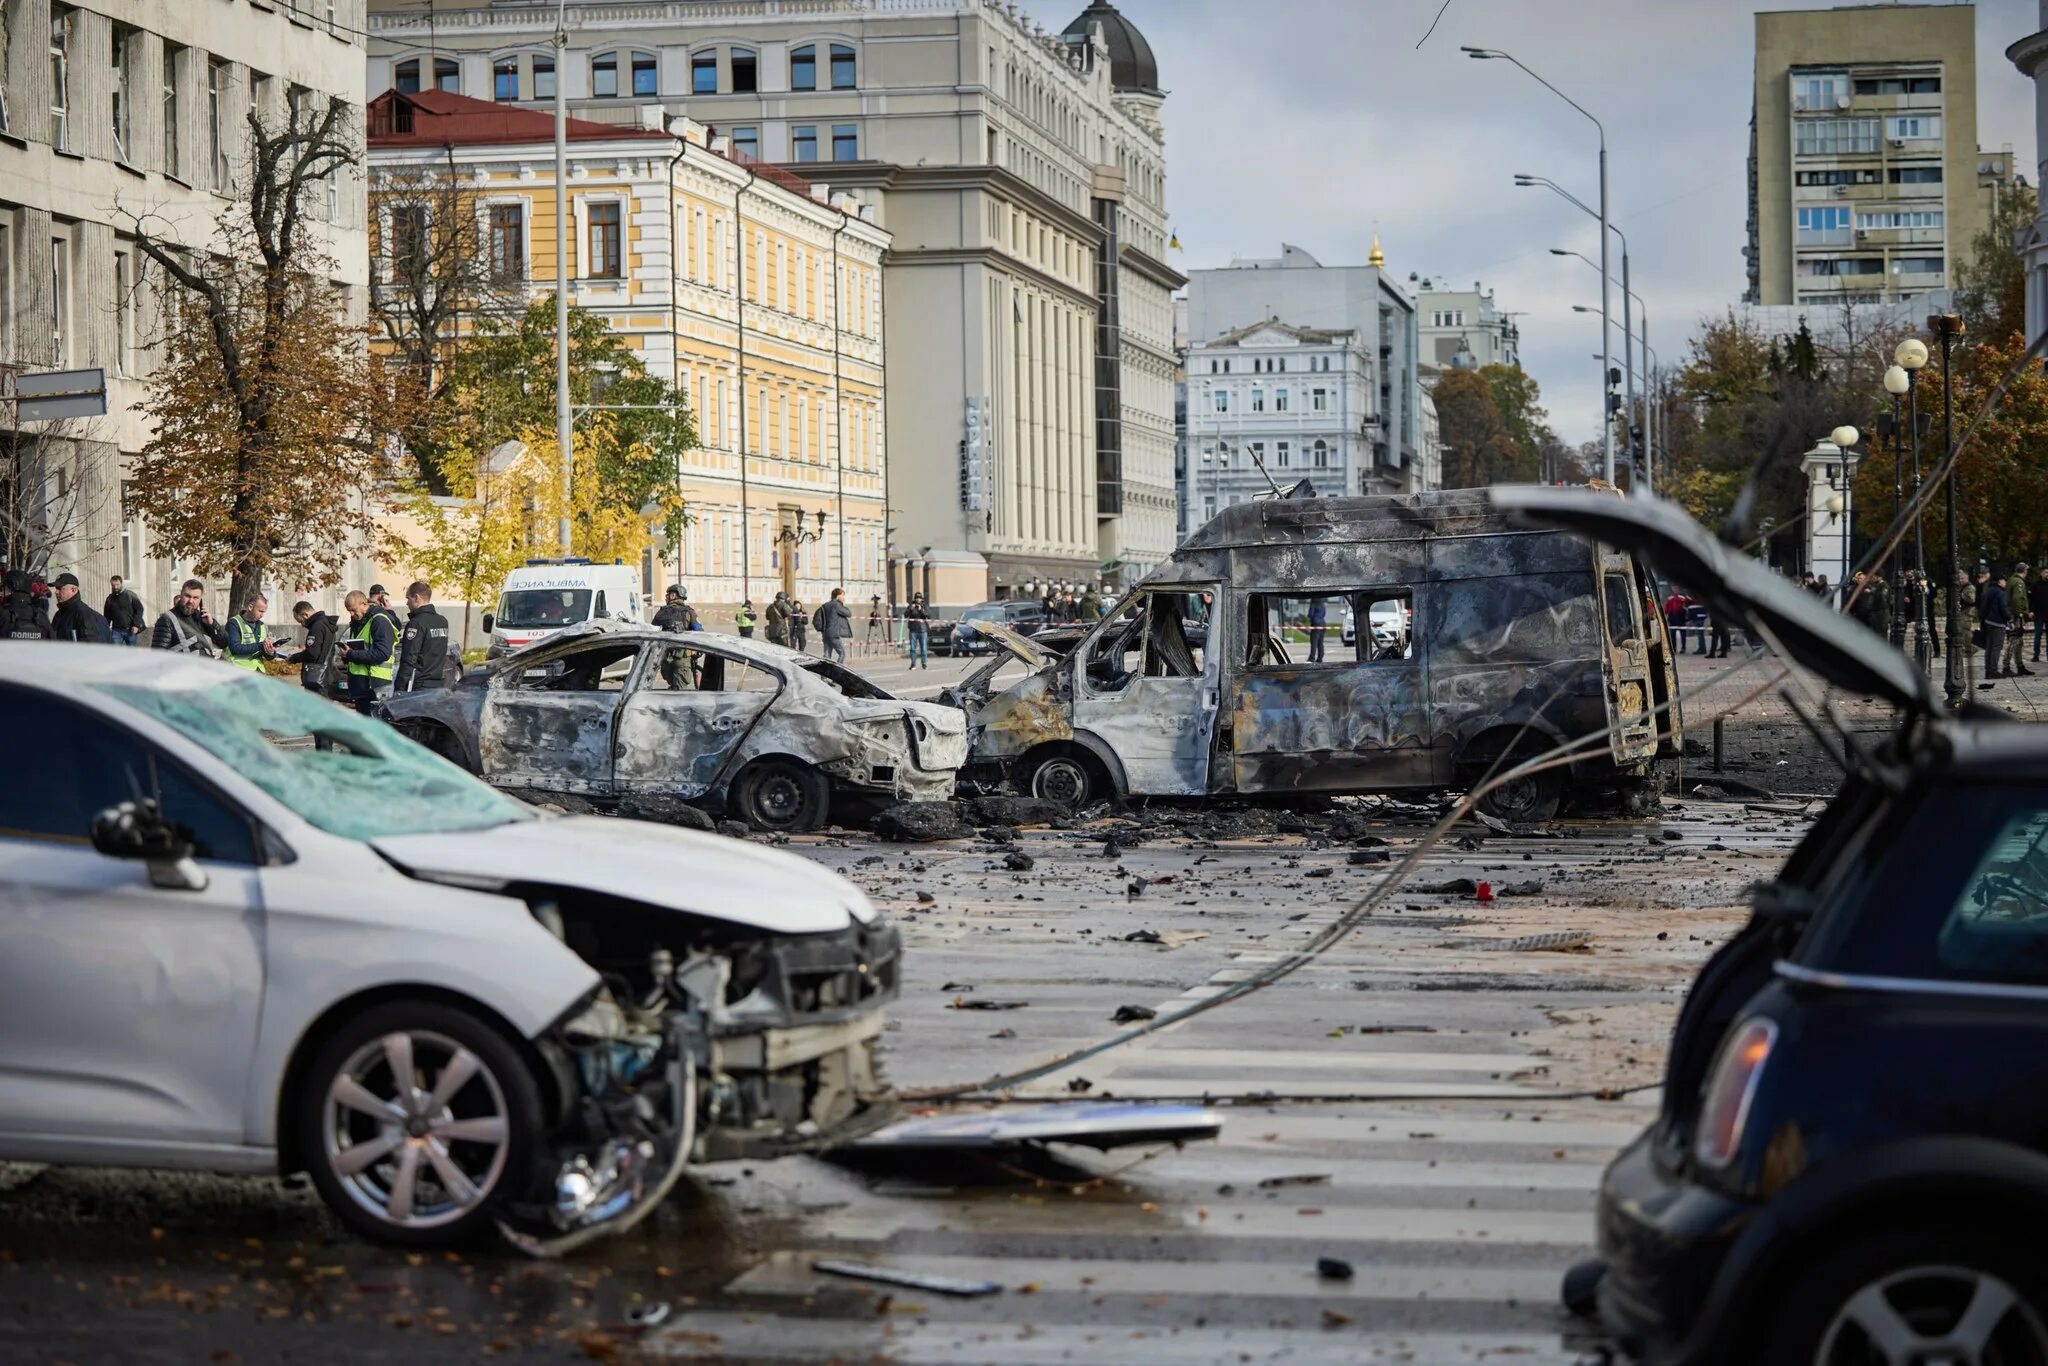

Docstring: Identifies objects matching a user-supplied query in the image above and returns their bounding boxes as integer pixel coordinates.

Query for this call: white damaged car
[0,645,899,1251]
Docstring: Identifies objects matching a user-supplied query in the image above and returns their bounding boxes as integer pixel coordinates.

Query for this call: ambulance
[481,559,647,659]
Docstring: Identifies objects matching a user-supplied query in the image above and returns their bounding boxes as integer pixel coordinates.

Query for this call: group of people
[1040,586,1106,625]
[2,567,454,714]
[730,588,856,662]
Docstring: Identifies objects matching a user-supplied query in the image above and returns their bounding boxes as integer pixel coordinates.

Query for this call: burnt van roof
[1176,490,1525,555]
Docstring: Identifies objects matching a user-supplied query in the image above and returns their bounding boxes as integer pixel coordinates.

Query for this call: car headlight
[1695,1017,1777,1169]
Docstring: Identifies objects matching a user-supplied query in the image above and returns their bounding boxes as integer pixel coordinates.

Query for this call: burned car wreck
[954,490,1680,821]
[381,621,967,831]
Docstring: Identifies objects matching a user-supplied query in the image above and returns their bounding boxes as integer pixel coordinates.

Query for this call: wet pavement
[0,787,1805,1365]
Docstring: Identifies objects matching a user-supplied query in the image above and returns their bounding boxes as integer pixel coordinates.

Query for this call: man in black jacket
[151,579,226,654]
[49,573,111,642]
[287,600,341,695]
[394,580,452,691]
[103,575,145,645]
[1,569,50,639]
[1982,574,2014,680]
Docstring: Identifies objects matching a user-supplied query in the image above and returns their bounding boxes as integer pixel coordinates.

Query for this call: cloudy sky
[1021,0,2042,447]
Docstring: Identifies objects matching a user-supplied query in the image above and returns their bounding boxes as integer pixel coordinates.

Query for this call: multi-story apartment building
[0,0,373,615]
[1410,276,1520,374]
[364,0,1180,609]
[1184,242,1423,505]
[1181,321,1378,539]
[1748,3,1984,308]
[368,90,890,616]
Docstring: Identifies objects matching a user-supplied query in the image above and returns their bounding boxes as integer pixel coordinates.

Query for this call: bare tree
[122,95,414,614]
[0,401,119,576]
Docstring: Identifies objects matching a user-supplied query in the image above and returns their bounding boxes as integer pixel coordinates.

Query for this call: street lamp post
[1554,245,1649,488]
[1930,316,1965,707]
[1472,50,1612,483]
[1895,338,1931,669]
[553,0,574,556]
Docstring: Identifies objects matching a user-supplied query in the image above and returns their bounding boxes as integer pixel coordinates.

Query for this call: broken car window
[496,588,592,629]
[95,675,529,842]
[1082,596,1147,693]
[1244,590,1407,666]
[643,646,778,695]
[1938,807,2048,977]
[1143,591,1206,678]
[507,643,640,692]
[1603,572,1640,646]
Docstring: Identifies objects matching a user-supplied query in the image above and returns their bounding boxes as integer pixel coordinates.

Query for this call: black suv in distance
[1498,487,2048,1366]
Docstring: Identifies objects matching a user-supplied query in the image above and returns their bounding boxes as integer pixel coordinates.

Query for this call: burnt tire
[1760,1229,2048,1366]
[1470,762,1562,824]
[297,1001,545,1248]
[1025,748,1098,811]
[733,758,829,833]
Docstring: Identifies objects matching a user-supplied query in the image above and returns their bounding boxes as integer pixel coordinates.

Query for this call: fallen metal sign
[840,1102,1223,1153]
[814,1260,1003,1296]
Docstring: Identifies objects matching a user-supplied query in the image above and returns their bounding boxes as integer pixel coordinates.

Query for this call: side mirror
[90,800,209,892]
[481,612,495,635]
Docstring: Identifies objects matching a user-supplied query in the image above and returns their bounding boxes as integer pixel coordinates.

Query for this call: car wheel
[1027,750,1097,811]
[1764,1231,2048,1366]
[733,758,829,833]
[1470,762,1562,824]
[298,1002,544,1247]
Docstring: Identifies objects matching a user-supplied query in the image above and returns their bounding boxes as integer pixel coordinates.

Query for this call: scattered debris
[812,1261,1003,1297]
[948,998,1029,1011]
[1257,1173,1332,1189]
[626,1302,671,1329]
[838,1103,1223,1153]
[1112,1004,1159,1024]
[1348,848,1391,865]
[958,796,1063,827]
[1316,1257,1356,1281]
[1001,850,1036,871]
[875,803,973,843]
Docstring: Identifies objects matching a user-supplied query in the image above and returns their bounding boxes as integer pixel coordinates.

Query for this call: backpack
[812,604,830,632]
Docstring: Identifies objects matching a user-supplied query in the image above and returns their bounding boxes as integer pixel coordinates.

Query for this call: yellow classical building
[368,90,889,619]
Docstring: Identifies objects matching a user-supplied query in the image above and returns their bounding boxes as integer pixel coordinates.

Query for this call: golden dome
[1368,233,1385,269]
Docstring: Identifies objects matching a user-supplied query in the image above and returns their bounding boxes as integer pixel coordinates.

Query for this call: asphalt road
[0,783,1804,1364]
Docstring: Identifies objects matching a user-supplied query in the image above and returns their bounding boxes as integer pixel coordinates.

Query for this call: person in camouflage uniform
[2006,562,2034,677]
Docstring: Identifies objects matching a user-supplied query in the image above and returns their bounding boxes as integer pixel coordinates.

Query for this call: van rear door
[1071,587,1218,796]
[1595,549,1659,766]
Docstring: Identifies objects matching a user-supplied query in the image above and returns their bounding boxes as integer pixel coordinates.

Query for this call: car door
[0,684,266,1149]
[1071,586,1219,796]
[478,638,645,793]
[1595,551,1659,764]
[613,643,781,797]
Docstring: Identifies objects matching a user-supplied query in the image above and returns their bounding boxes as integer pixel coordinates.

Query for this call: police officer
[394,579,452,691]
[338,589,397,715]
[223,592,277,670]
[1,569,50,639]
[735,599,757,638]
[653,585,696,632]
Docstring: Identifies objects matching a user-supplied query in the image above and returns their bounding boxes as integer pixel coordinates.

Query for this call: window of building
[1250,387,1264,412]
[1276,440,1290,468]
[831,44,856,89]
[592,52,618,98]
[1312,438,1329,468]
[1858,209,1943,230]
[632,51,657,97]
[1213,390,1228,413]
[1207,359,1217,374]
[691,50,716,94]
[1799,257,1884,277]
[111,22,133,162]
[1796,205,1853,243]
[730,125,758,160]
[161,45,180,176]
[494,55,519,101]
[1311,387,1328,412]
[588,201,622,278]
[1794,117,1879,156]
[395,58,420,94]
[730,48,757,94]
[1855,75,1940,96]
[790,44,817,91]
[0,219,11,363]
[1890,165,1942,185]
[389,204,428,279]
[1791,72,1847,111]
[51,231,69,364]
[1886,115,1940,141]
[1248,441,1265,468]
[832,124,858,161]
[1222,359,1230,374]
[49,4,68,149]
[1275,387,1289,412]
[207,59,226,187]
[433,57,458,93]
[489,204,524,281]
[792,124,817,162]
[533,53,555,99]
[114,247,133,373]
[1796,167,1882,187]
[1893,255,1945,276]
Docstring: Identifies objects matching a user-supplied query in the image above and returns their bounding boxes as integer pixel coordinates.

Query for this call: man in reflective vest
[338,589,397,715]
[223,592,277,671]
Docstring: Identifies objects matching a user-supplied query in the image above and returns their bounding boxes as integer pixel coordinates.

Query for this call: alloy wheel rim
[756,773,805,824]
[1817,1263,2048,1366]
[322,1030,510,1229]
[1034,758,1088,807]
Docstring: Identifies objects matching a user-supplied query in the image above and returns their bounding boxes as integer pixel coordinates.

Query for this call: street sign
[13,367,108,422]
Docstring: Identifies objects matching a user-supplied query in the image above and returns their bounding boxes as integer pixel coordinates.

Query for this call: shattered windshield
[95,675,530,842]
[497,588,592,629]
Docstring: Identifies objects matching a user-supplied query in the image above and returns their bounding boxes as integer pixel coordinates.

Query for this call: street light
[1893,338,1931,672]
[1524,176,1630,481]
[1553,247,1652,490]
[1473,50,1613,482]
[553,0,573,555]
[1923,318,1965,707]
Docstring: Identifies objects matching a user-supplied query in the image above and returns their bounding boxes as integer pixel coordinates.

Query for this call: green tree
[1955,181,2038,344]
[1432,364,1554,488]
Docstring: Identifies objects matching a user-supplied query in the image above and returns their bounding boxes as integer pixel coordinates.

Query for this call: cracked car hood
[1492,485,1933,713]
[954,621,1050,666]
[373,815,876,935]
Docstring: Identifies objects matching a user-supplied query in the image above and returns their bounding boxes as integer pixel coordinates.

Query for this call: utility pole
[553,0,573,556]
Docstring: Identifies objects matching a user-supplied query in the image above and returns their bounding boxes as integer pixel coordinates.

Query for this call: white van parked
[482,559,645,659]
